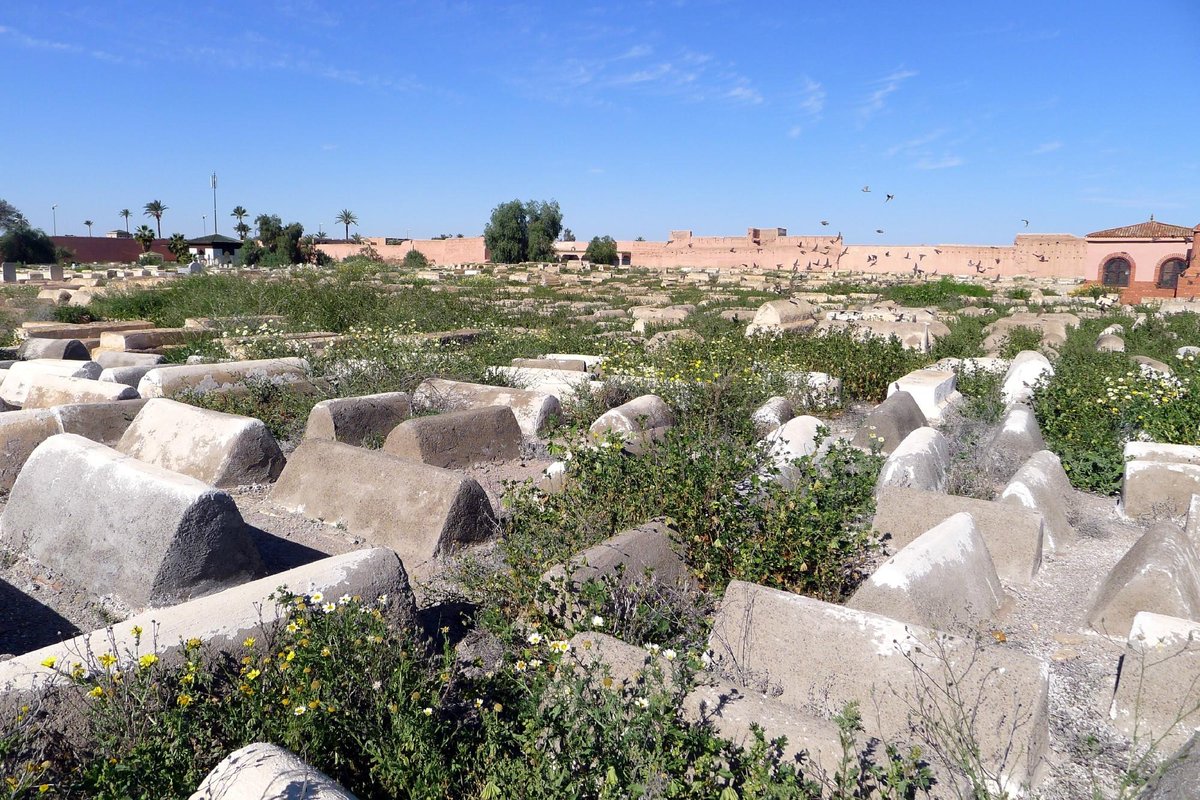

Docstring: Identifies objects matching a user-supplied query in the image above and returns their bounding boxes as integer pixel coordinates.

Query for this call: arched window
[1102,257,1131,287]
[1158,258,1187,290]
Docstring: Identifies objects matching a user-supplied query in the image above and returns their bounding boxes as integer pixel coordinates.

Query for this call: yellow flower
[177,693,193,708]
[88,686,104,698]
[138,654,159,669]
[131,625,143,637]
[243,637,256,648]
[186,638,202,649]
[40,656,57,669]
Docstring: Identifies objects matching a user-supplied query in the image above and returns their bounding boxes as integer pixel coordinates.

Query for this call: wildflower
[246,669,261,681]
[98,652,117,669]
[633,697,650,709]
[294,706,307,716]
[40,656,57,669]
[377,594,389,607]
[549,640,570,654]
[138,654,159,669]
[644,643,661,655]
[591,615,604,628]
[131,625,143,637]
[186,638,202,649]
[177,693,194,708]
[243,637,256,648]
[309,592,324,604]
[514,660,527,673]
[286,622,299,633]
[493,702,503,712]
[322,602,336,613]
[663,648,677,661]
[474,698,483,708]
[338,594,351,605]
[527,632,543,645]
[88,686,104,699]
[423,707,433,716]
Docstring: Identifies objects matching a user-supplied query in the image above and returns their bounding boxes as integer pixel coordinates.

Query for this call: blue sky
[3,1,1198,244]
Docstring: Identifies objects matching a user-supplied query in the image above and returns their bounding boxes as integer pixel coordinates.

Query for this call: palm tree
[143,200,168,237]
[336,209,357,242]
[84,220,93,237]
[230,205,248,228]
[133,225,156,253]
[119,209,132,233]
[234,222,251,240]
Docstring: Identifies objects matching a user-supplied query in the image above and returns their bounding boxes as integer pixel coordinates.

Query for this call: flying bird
[820,220,830,226]
[875,229,885,234]
[884,251,891,257]
[933,248,942,254]
[862,186,871,193]
[885,194,895,202]
[1021,219,1030,228]
[903,252,910,260]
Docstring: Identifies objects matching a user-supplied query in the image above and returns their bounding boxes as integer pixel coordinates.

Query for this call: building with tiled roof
[1084,216,1199,302]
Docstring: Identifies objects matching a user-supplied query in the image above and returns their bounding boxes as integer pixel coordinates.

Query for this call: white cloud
[885,129,946,158]
[1033,140,1063,155]
[916,155,965,170]
[725,85,763,104]
[860,68,918,120]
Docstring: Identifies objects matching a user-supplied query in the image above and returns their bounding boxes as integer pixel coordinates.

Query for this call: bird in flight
[1021,219,1030,228]
[820,220,830,226]
[885,194,895,202]
[876,229,885,234]
[862,186,871,193]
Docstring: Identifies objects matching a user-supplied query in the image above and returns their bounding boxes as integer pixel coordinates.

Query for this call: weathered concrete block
[487,365,599,400]
[16,338,89,361]
[97,327,189,352]
[542,521,688,596]
[1096,333,1125,352]
[745,298,816,336]
[1137,731,1200,800]
[49,399,149,446]
[750,396,793,435]
[137,357,312,399]
[303,392,411,446]
[98,364,158,388]
[874,487,1044,585]
[850,391,925,455]
[117,398,285,487]
[0,434,262,610]
[589,394,675,455]
[22,374,140,409]
[850,512,1007,633]
[1087,523,1200,637]
[1001,351,1054,406]
[566,631,673,692]
[17,319,151,342]
[875,427,950,494]
[682,681,843,774]
[270,440,496,575]
[512,356,587,372]
[887,368,961,423]
[384,405,521,468]
[1123,458,1200,519]
[1000,450,1075,554]
[189,742,358,800]
[0,359,103,407]
[986,404,1046,479]
[0,409,62,491]
[414,377,560,437]
[93,350,166,369]
[0,548,415,694]
[1110,612,1200,757]
[708,581,1050,792]
[1126,441,1200,467]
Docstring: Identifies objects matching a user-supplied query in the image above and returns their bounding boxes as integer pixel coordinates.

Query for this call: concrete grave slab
[137,357,312,399]
[875,427,950,495]
[189,742,358,800]
[0,359,103,408]
[850,390,926,455]
[414,377,561,437]
[589,394,675,455]
[383,405,521,468]
[1087,523,1200,637]
[1110,612,1200,757]
[1000,450,1076,554]
[303,392,411,446]
[0,434,262,610]
[887,368,961,423]
[117,398,285,487]
[270,440,496,577]
[22,374,139,409]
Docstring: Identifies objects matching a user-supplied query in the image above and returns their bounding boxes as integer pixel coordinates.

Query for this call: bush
[0,227,55,264]
[402,249,431,270]
[998,326,1042,358]
[584,235,618,266]
[50,306,100,325]
[881,277,991,308]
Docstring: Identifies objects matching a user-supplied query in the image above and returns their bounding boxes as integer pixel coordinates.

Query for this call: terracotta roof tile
[1086,219,1194,239]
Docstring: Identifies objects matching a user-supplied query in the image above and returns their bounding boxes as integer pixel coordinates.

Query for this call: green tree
[119,208,132,233]
[584,235,618,266]
[230,206,250,239]
[143,200,168,237]
[560,228,575,242]
[402,249,431,269]
[167,233,190,262]
[247,213,306,267]
[483,199,528,264]
[525,199,562,262]
[234,222,251,239]
[84,220,94,237]
[336,209,357,241]
[133,225,156,253]
[0,199,28,232]
[0,227,55,263]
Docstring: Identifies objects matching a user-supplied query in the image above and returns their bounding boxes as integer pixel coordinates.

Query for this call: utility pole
[211,172,218,235]
[51,204,57,236]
